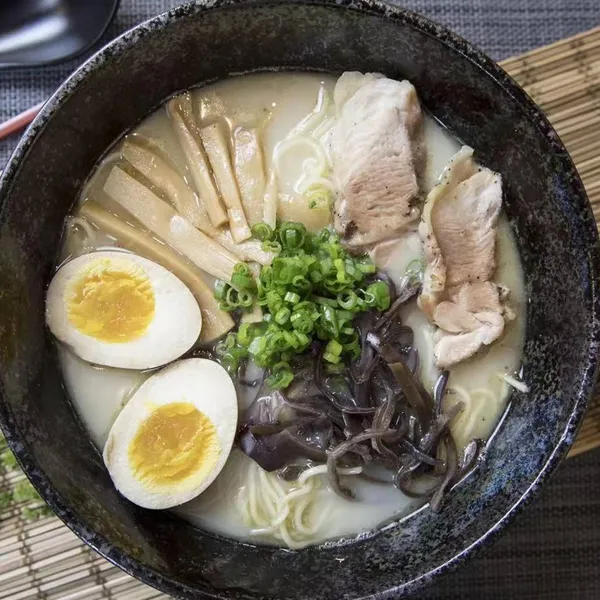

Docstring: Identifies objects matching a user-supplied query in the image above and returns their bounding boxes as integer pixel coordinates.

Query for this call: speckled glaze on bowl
[0,1,598,598]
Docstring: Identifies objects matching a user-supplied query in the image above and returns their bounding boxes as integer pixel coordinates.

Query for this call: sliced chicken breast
[433,311,505,369]
[449,281,504,314]
[433,301,483,333]
[332,74,424,248]
[333,71,384,109]
[419,146,479,316]
[418,146,508,367]
[433,170,501,288]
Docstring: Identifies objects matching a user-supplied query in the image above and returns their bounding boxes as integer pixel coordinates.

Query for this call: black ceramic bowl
[0,1,598,598]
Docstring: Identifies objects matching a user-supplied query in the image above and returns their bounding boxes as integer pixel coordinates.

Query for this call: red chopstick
[0,102,45,141]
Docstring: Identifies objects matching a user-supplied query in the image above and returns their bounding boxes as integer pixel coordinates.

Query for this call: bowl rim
[0,0,599,598]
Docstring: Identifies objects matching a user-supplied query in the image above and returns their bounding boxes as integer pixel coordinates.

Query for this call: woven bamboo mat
[2,26,600,600]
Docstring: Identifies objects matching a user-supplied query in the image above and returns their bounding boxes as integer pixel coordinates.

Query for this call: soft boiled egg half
[46,251,202,369]
[103,359,237,509]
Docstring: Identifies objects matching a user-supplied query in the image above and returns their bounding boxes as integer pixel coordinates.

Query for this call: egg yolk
[128,402,220,488]
[67,260,155,343]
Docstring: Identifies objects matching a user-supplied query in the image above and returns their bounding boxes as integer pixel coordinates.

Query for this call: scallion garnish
[213,222,392,387]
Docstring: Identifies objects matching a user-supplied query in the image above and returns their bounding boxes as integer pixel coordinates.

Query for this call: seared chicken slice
[433,311,505,369]
[419,146,500,316]
[448,281,505,314]
[418,146,508,367]
[433,171,501,288]
[332,74,424,248]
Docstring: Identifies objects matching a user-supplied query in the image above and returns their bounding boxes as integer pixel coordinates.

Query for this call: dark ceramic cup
[0,1,598,598]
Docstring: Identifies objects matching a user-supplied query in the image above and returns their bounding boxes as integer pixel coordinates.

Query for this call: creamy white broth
[56,71,526,547]
[57,346,147,448]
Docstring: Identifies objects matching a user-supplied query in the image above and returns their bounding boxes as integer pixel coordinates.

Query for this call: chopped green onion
[251,222,275,241]
[357,261,377,274]
[231,263,256,291]
[266,290,283,313]
[320,256,333,273]
[238,291,254,308]
[325,339,343,357]
[284,291,301,304]
[366,281,391,311]
[309,269,323,284]
[323,352,342,364]
[360,289,376,306]
[214,279,227,300]
[325,362,346,374]
[279,222,307,250]
[213,221,388,387]
[318,229,332,242]
[275,307,291,325]
[340,331,360,353]
[259,265,273,286]
[320,305,339,337]
[220,352,239,373]
[294,331,310,349]
[232,272,255,291]
[336,310,354,328]
[292,275,311,291]
[248,335,268,358]
[266,368,294,389]
[215,333,235,355]
[306,186,332,210]
[233,262,251,276]
[237,323,254,347]
[314,295,338,307]
[291,310,314,334]
[337,290,359,311]
[273,360,291,372]
[323,277,346,293]
[262,240,282,253]
[226,287,239,305]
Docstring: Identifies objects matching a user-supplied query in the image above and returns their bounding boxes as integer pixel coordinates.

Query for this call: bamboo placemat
[1,26,600,600]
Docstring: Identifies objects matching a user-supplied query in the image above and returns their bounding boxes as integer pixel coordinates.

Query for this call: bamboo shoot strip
[200,122,252,242]
[167,96,228,227]
[170,91,196,130]
[79,201,234,342]
[103,165,238,281]
[213,231,275,265]
[121,138,208,230]
[121,138,272,265]
[233,126,266,227]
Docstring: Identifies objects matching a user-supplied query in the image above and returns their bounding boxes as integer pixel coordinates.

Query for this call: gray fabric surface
[1,1,599,598]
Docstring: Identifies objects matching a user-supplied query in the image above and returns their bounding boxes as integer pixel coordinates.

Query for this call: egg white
[103,359,238,509]
[46,251,202,369]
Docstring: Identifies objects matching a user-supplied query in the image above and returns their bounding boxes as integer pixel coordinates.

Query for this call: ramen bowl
[0,1,598,598]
